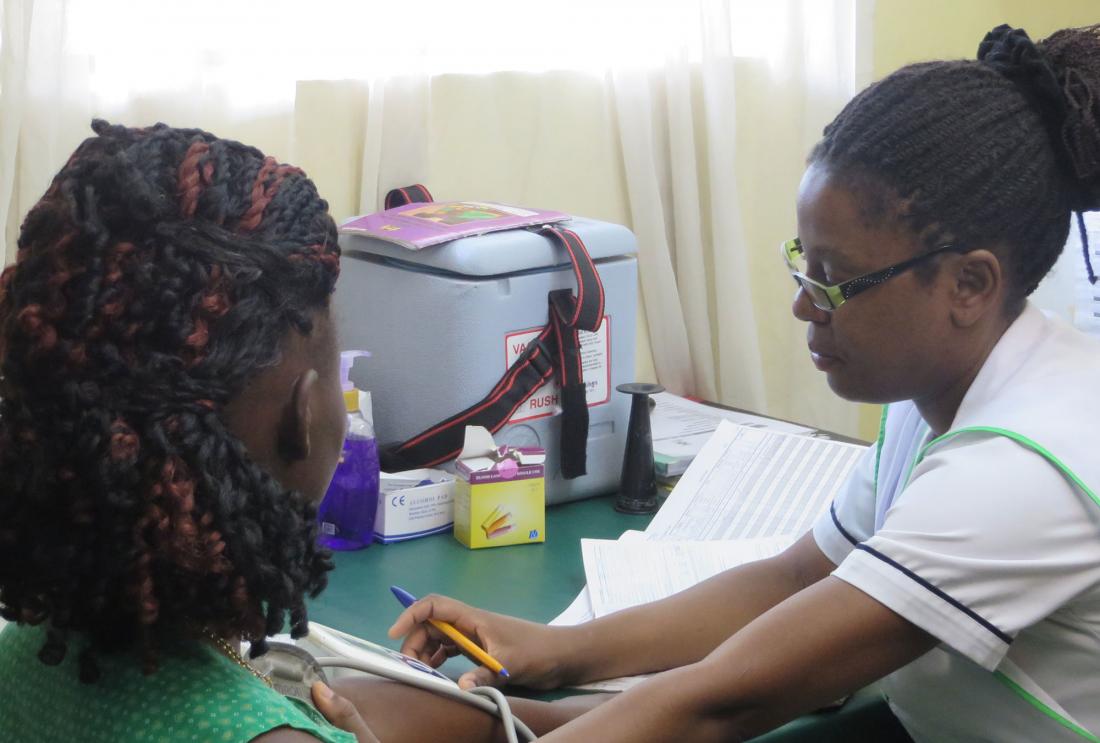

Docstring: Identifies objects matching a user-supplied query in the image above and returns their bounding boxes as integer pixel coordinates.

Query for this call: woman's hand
[388,593,574,690]
[311,681,381,742]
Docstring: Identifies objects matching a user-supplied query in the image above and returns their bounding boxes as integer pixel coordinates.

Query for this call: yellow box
[452,433,546,549]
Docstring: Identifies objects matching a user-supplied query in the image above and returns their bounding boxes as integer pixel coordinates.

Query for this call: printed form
[549,531,646,627]
[553,420,867,691]
[646,420,864,541]
[580,535,794,618]
[650,393,814,474]
[651,392,813,439]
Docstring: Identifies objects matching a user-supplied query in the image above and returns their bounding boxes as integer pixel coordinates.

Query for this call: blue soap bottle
[317,351,380,550]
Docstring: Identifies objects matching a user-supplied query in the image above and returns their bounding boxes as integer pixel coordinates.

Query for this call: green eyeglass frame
[781,238,969,312]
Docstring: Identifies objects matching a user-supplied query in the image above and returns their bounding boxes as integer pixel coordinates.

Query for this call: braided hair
[810,24,1100,308]
[0,121,342,680]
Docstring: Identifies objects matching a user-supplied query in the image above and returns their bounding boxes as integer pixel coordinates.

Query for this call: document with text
[551,421,866,692]
[645,420,865,541]
[581,536,794,619]
[651,393,815,476]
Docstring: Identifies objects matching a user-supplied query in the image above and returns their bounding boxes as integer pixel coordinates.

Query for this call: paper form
[646,420,865,541]
[581,536,794,618]
[550,425,863,692]
[569,672,654,693]
[550,531,647,626]
[560,534,795,692]
[651,392,814,442]
[653,431,713,462]
[651,393,817,476]
[548,588,594,626]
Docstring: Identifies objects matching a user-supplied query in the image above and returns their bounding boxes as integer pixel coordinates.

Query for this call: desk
[309,494,911,742]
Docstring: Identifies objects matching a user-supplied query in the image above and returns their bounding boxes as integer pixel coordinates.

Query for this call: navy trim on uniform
[830,501,859,546]
[853,543,1013,646]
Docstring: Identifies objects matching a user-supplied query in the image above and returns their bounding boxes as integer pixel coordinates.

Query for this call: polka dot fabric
[0,624,355,743]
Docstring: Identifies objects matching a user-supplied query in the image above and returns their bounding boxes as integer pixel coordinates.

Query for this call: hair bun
[978,26,1067,143]
[978,25,1063,106]
[980,24,1100,211]
[1039,25,1100,210]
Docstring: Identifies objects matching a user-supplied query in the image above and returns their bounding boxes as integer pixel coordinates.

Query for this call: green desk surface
[308,494,910,742]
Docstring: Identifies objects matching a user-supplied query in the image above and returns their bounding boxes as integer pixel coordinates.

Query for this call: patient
[0,120,604,743]
[0,120,369,741]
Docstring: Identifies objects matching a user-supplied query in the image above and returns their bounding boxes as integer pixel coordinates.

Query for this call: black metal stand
[615,382,665,514]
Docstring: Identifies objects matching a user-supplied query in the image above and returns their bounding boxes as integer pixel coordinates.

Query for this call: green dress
[0,623,356,743]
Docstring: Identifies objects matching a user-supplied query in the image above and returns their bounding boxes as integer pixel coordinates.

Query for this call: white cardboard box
[375,469,454,544]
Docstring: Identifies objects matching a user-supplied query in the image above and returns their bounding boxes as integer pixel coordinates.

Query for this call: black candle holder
[615,382,665,514]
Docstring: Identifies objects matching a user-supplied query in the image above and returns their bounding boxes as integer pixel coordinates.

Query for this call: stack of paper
[651,392,813,477]
[551,419,866,691]
[644,419,861,541]
[581,535,793,618]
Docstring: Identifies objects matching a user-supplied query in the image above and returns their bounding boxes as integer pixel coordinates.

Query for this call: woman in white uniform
[382,23,1100,743]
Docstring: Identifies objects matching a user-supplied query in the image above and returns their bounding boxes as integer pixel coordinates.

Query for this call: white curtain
[0,0,872,435]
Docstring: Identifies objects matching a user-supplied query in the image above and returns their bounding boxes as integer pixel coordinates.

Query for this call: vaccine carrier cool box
[334,217,638,505]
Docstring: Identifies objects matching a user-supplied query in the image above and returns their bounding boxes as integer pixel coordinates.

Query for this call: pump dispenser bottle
[317,351,380,550]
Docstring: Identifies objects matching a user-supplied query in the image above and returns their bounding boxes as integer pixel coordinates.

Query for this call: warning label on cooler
[504,316,611,423]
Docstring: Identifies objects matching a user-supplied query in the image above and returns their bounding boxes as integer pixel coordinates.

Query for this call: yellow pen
[390,585,510,679]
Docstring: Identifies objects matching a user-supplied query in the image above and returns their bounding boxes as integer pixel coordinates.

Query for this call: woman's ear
[949,249,1003,327]
[276,369,318,463]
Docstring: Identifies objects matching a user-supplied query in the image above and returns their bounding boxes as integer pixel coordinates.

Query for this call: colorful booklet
[340,200,569,250]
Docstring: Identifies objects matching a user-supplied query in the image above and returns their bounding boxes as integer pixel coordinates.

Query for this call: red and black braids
[0,120,342,680]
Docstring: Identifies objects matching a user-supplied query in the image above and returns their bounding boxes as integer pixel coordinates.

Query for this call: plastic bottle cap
[339,350,369,413]
[339,350,371,393]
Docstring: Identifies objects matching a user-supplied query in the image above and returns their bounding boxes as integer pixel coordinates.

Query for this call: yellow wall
[874,0,1098,78]
[852,0,1099,440]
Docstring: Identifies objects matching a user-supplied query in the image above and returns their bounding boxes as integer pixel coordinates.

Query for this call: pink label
[460,463,545,485]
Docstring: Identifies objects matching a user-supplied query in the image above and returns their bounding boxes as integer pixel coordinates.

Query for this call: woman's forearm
[544,576,936,743]
[332,675,615,742]
[563,533,832,685]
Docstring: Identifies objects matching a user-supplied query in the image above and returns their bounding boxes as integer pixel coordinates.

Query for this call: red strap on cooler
[378,186,605,479]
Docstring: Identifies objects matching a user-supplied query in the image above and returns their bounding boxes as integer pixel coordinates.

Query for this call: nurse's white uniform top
[813,303,1100,743]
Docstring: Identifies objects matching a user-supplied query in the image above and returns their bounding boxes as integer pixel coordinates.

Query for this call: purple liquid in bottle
[317,436,380,550]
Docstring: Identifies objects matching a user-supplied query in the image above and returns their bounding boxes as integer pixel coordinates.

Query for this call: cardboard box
[453,427,545,549]
[375,469,454,543]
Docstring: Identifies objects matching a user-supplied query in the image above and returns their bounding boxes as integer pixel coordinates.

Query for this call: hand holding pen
[388,587,568,690]
[390,586,510,679]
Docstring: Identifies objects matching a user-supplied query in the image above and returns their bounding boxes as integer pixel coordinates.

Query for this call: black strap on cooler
[379,186,605,479]
[384,184,433,209]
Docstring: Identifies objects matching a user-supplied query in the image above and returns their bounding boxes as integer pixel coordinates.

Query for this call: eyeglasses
[781,238,970,312]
